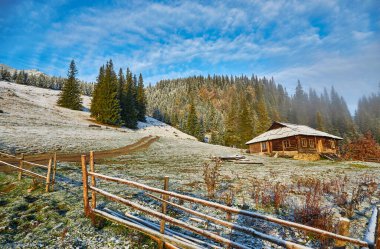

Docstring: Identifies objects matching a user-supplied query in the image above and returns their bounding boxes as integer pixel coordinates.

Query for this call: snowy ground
[0,81,195,154]
[1,81,380,248]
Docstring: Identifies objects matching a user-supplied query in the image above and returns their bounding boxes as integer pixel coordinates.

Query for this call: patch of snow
[0,81,197,154]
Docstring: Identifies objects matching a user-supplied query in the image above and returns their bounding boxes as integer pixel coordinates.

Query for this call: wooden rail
[81,152,377,248]
[363,205,380,249]
[0,151,57,192]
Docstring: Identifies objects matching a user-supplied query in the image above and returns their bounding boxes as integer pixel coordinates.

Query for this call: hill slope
[0,81,198,154]
[0,81,378,248]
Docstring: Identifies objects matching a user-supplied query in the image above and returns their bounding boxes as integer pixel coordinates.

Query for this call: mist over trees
[146,75,364,147]
[355,86,380,142]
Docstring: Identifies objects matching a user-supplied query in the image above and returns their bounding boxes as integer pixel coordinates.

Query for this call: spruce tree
[136,73,147,122]
[57,60,82,110]
[117,68,125,104]
[186,101,198,136]
[256,87,271,134]
[90,60,121,125]
[122,68,138,128]
[224,94,239,147]
[90,66,105,118]
[238,96,253,147]
[316,111,325,131]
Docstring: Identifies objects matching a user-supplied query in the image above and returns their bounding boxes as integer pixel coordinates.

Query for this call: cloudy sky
[0,0,379,112]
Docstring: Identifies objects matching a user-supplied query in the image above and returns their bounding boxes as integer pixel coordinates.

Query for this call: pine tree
[90,61,121,125]
[136,73,147,122]
[90,66,105,118]
[238,95,253,147]
[117,68,125,104]
[186,101,198,137]
[224,92,239,147]
[316,111,325,131]
[57,60,82,110]
[122,68,138,128]
[16,71,24,84]
[255,84,271,135]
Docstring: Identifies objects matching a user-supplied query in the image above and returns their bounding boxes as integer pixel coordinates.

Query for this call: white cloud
[2,0,378,112]
[271,42,380,113]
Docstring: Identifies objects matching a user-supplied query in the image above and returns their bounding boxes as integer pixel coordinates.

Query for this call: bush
[342,131,380,161]
[203,159,221,198]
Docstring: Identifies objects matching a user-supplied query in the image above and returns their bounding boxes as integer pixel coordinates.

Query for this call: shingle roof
[245,122,343,145]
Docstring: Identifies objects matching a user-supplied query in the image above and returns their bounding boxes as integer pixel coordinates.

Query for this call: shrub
[203,159,221,198]
[342,132,380,161]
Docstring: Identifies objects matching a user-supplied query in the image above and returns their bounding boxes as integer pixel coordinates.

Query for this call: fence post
[18,153,24,180]
[81,155,90,217]
[89,151,96,209]
[376,205,380,249]
[45,158,52,192]
[334,218,350,249]
[51,152,57,191]
[159,176,169,249]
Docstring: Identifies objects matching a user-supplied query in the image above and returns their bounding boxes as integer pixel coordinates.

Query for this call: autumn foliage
[342,132,380,161]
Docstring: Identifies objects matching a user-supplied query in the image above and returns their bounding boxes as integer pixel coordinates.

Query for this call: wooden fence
[0,151,57,192]
[81,152,378,249]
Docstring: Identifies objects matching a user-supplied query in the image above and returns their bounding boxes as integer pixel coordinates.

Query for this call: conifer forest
[145,75,380,147]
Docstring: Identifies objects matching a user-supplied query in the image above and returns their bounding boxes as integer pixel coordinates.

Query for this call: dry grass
[202,159,222,198]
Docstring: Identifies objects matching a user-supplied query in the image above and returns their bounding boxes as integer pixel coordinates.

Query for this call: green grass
[349,163,370,169]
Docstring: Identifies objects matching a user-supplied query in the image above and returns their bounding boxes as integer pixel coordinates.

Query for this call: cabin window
[301,138,307,147]
[330,140,335,149]
[309,139,315,148]
[283,140,291,148]
[261,142,267,150]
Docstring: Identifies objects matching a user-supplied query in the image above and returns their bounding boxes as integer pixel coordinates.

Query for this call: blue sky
[0,0,379,112]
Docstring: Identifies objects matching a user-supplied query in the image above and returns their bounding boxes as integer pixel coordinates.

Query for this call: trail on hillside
[1,136,159,165]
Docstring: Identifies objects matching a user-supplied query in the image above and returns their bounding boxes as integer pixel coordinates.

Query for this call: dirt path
[0,136,159,166]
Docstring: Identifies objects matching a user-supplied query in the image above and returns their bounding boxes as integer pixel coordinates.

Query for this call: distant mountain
[0,63,46,77]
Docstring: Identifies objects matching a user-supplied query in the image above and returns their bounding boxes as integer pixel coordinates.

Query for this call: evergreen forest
[90,60,146,128]
[145,75,380,147]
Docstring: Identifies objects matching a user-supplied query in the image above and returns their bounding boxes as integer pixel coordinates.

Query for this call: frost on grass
[1,82,380,248]
[0,81,196,154]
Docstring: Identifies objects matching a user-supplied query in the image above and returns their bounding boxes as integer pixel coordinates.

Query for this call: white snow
[0,81,196,154]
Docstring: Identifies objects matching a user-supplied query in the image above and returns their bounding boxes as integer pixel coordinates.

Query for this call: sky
[0,0,379,113]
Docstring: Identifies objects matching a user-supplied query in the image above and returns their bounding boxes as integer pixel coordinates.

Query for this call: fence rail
[81,152,377,249]
[0,151,57,192]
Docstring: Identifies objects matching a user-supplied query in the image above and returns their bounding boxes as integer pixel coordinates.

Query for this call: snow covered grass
[1,81,380,248]
[0,81,195,154]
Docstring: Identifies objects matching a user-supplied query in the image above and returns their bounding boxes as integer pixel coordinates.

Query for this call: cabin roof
[245,121,343,145]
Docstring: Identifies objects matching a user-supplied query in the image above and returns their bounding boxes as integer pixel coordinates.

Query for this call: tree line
[0,65,94,96]
[57,60,147,128]
[146,75,378,147]
[90,60,146,128]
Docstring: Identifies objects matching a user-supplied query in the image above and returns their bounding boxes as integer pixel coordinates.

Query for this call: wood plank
[0,160,46,179]
[90,186,250,249]
[88,171,368,247]
[92,209,202,249]
[146,193,311,249]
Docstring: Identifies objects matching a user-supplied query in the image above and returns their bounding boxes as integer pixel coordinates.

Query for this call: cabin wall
[296,135,318,153]
[271,137,298,151]
[320,138,339,153]
[249,143,261,153]
[248,137,339,155]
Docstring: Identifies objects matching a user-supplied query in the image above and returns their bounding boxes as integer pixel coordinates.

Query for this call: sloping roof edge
[245,122,343,145]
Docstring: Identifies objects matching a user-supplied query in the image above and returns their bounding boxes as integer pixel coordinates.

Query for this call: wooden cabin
[246,122,343,159]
